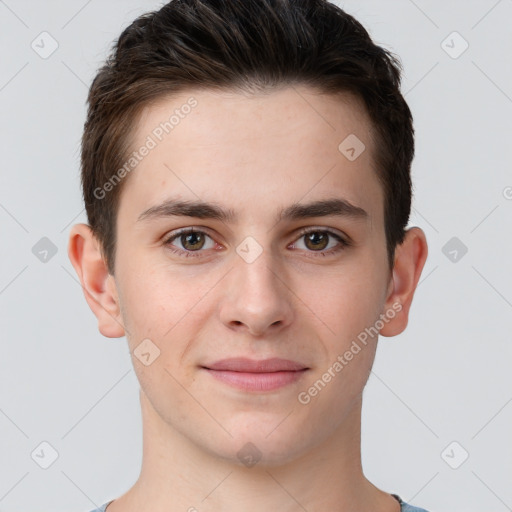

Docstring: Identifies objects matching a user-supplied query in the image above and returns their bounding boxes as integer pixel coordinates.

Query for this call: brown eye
[164,228,216,258]
[180,231,206,251]
[303,231,329,251]
[291,228,350,257]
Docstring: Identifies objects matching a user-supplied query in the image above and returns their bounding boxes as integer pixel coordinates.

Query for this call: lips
[204,357,308,372]
[201,358,309,392]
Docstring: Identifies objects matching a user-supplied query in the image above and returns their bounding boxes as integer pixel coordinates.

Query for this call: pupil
[307,232,327,250]
[184,232,203,250]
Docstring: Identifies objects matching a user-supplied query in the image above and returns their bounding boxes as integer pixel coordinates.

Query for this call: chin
[202,420,316,469]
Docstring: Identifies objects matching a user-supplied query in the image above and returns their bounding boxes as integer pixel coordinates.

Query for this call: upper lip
[203,357,308,372]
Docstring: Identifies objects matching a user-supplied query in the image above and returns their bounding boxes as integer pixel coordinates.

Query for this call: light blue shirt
[87,494,430,511]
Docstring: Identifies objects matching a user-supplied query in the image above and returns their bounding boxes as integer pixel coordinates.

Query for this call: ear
[379,227,428,337]
[67,223,125,338]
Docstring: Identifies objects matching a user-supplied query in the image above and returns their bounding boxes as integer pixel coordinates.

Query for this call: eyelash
[163,227,351,259]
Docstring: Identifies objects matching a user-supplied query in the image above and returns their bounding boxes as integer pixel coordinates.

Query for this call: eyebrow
[137,197,369,224]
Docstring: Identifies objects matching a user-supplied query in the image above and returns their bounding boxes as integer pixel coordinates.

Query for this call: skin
[68,85,428,512]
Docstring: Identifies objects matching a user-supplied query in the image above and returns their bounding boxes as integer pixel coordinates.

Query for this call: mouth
[200,357,309,392]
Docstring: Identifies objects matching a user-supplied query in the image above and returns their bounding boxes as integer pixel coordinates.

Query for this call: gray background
[1,1,511,511]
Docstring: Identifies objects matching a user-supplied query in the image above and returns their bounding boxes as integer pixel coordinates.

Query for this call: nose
[218,245,294,337]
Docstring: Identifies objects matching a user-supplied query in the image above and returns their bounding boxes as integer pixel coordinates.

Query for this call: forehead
[119,85,382,229]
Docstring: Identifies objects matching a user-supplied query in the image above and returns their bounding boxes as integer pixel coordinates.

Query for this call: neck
[109,390,397,512]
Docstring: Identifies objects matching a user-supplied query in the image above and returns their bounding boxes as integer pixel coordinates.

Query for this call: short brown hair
[81,0,414,275]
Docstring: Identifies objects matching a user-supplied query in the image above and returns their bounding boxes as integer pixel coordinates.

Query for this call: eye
[290,228,350,257]
[163,227,351,259]
[163,228,217,258]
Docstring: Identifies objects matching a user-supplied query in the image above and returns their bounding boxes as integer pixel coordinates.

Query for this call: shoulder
[401,502,431,512]
[85,498,433,512]
[393,494,430,512]
[85,501,112,512]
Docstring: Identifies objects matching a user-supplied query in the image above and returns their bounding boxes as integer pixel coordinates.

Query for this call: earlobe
[379,227,428,338]
[67,223,125,338]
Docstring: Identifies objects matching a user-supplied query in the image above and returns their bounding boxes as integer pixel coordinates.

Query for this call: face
[111,86,395,465]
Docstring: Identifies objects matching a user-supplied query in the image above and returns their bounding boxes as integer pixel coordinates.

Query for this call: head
[69,0,427,467]
[81,0,414,276]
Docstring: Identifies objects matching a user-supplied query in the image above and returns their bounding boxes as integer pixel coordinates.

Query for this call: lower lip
[203,369,308,391]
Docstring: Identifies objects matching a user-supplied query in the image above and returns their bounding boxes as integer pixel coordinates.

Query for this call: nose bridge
[237,243,279,295]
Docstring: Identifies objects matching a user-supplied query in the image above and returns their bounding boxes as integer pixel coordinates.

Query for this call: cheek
[295,265,384,346]
[117,262,211,358]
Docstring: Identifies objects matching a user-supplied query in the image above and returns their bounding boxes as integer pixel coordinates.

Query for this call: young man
[68,1,429,511]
